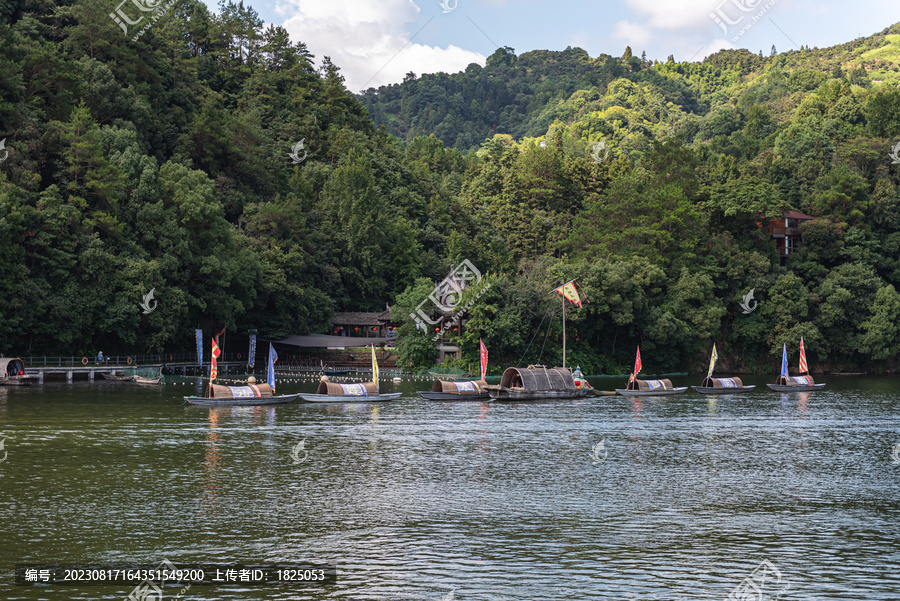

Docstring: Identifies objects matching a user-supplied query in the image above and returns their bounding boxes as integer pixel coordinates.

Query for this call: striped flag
[211,338,221,381]
[798,337,808,374]
[780,343,788,380]
[706,343,718,379]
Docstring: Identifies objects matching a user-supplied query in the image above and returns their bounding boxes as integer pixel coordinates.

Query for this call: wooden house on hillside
[767,210,813,259]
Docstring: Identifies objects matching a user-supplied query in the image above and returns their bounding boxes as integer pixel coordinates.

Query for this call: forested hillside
[3,2,900,374]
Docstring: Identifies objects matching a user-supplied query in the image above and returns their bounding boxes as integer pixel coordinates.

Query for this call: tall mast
[562,294,566,369]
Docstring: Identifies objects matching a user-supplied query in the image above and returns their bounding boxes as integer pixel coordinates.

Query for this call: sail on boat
[692,343,755,394]
[766,338,826,391]
[419,339,491,401]
[300,345,402,403]
[616,346,688,396]
[488,280,590,401]
[184,341,299,406]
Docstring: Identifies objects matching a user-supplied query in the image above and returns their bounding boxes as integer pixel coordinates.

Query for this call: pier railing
[19,353,244,367]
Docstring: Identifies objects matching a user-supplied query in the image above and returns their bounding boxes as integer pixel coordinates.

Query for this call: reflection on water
[0,377,899,600]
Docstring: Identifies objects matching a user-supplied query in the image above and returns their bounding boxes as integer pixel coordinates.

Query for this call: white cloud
[279,0,485,91]
[611,20,654,49]
[624,0,723,31]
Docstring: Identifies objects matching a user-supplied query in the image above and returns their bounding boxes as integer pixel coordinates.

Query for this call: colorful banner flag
[248,333,257,367]
[706,343,718,379]
[480,339,488,381]
[211,338,221,381]
[552,280,583,307]
[215,326,226,345]
[195,329,203,367]
[798,337,808,374]
[371,345,379,387]
[780,343,789,379]
[630,346,642,382]
[268,343,277,392]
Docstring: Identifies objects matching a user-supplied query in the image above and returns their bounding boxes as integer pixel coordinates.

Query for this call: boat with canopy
[766,338,826,392]
[418,339,490,401]
[299,345,401,403]
[692,344,755,394]
[185,340,298,406]
[616,346,688,396]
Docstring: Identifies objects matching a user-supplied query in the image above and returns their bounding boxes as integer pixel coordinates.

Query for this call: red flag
[630,346,642,382]
[479,339,488,381]
[798,337,808,374]
[211,338,221,381]
[215,326,226,345]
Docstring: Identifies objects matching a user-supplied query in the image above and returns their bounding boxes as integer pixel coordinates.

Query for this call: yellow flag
[706,343,718,379]
[371,345,379,387]
[553,280,582,307]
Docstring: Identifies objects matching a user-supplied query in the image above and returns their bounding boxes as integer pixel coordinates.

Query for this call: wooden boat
[419,340,491,401]
[323,368,351,376]
[185,383,298,406]
[97,372,134,381]
[0,358,39,386]
[615,346,687,396]
[134,376,163,385]
[692,377,755,394]
[417,379,490,401]
[487,365,587,401]
[692,344,755,394]
[300,345,400,403]
[766,339,826,392]
[616,378,688,396]
[300,380,401,403]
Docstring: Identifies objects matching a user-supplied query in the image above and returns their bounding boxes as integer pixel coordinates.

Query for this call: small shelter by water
[0,358,37,386]
[489,365,585,400]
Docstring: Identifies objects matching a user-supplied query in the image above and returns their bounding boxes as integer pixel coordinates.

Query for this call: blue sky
[200,0,900,92]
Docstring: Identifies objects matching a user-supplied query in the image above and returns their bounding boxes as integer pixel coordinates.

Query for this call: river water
[1,375,899,600]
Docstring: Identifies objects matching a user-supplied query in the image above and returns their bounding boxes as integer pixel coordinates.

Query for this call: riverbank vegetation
[2,3,900,373]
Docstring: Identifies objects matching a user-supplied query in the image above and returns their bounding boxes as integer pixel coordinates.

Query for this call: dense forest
[2,1,900,374]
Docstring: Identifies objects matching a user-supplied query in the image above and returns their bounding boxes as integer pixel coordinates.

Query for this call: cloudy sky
[201,0,900,92]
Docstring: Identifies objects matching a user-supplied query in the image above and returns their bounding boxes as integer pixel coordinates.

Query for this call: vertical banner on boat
[371,345,379,387]
[798,336,808,374]
[780,343,789,379]
[480,339,488,381]
[707,343,718,379]
[248,334,257,368]
[195,329,203,367]
[268,343,277,392]
[211,338,221,381]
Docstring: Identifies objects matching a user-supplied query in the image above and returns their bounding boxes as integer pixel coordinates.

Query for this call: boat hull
[97,373,134,381]
[0,376,38,386]
[615,387,689,396]
[134,376,162,385]
[416,391,490,401]
[298,392,402,403]
[489,388,588,401]
[766,383,826,392]
[691,385,756,394]
[184,394,299,407]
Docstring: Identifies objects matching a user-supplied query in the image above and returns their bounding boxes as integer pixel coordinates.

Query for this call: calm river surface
[1,375,899,600]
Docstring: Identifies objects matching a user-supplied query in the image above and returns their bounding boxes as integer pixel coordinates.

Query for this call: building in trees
[767,210,813,259]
